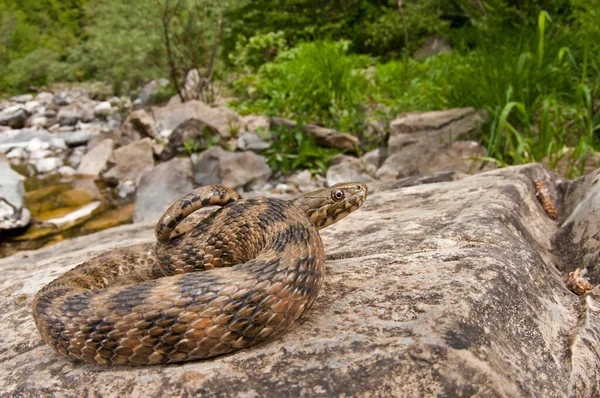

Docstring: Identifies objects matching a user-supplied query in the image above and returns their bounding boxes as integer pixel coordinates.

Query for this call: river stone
[152,98,242,138]
[2,163,600,396]
[133,157,193,223]
[325,154,376,186]
[270,117,360,152]
[191,146,272,190]
[0,159,30,230]
[0,107,28,128]
[102,138,154,186]
[75,138,113,177]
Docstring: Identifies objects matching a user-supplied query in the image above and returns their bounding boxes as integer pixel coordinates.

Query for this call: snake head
[292,182,368,229]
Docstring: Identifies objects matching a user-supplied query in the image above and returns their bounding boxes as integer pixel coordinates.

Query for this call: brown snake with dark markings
[32,182,367,365]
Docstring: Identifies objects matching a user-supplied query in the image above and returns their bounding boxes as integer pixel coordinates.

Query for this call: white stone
[34,157,63,173]
[26,138,50,153]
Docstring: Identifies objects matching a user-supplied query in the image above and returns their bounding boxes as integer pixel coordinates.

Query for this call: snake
[32,182,368,365]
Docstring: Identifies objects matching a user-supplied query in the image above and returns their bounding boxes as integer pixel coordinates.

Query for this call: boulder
[237,132,270,152]
[270,117,360,152]
[121,109,156,140]
[75,138,113,177]
[152,99,242,138]
[191,146,272,190]
[57,103,87,126]
[34,157,63,174]
[102,138,155,186]
[3,164,600,396]
[10,94,33,103]
[133,157,194,223]
[0,107,28,128]
[0,159,30,230]
[156,118,220,161]
[376,108,488,180]
[326,154,376,186]
[361,147,387,168]
[55,129,98,147]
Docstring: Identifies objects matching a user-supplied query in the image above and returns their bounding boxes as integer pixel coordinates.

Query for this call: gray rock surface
[34,157,63,173]
[76,138,114,177]
[2,164,600,397]
[55,130,97,147]
[102,138,155,186]
[376,108,489,180]
[326,154,376,186]
[237,132,270,152]
[192,146,272,190]
[158,118,220,161]
[152,99,242,138]
[0,159,30,230]
[0,107,28,128]
[133,157,194,223]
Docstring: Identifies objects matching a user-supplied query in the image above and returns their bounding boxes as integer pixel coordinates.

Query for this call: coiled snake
[32,182,368,365]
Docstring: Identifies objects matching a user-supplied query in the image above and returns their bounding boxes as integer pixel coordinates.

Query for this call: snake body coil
[32,183,367,365]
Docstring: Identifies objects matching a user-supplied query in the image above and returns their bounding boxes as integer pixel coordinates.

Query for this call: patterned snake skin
[32,182,368,365]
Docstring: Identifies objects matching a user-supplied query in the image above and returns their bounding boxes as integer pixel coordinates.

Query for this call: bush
[232,40,370,132]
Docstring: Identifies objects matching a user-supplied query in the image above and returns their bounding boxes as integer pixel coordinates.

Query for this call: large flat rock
[1,164,599,397]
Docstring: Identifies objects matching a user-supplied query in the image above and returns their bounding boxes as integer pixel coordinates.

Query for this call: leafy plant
[265,125,340,175]
[232,40,370,132]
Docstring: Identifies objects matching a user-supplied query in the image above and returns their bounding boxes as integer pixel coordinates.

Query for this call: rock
[152,99,242,138]
[242,115,270,137]
[122,109,156,139]
[0,159,30,230]
[67,146,86,168]
[75,138,113,177]
[376,108,487,180]
[57,165,76,176]
[24,101,40,113]
[53,92,71,106]
[35,92,54,104]
[0,107,28,128]
[191,146,272,190]
[34,157,63,174]
[102,138,155,186]
[28,115,49,128]
[554,169,600,283]
[4,163,600,396]
[182,68,202,100]
[133,157,193,222]
[138,78,170,105]
[237,132,270,152]
[56,104,85,126]
[361,147,387,168]
[55,130,97,147]
[93,101,113,117]
[270,117,360,152]
[158,118,220,161]
[10,94,33,103]
[41,201,102,229]
[413,35,452,60]
[326,154,376,186]
[288,169,312,188]
[5,147,25,160]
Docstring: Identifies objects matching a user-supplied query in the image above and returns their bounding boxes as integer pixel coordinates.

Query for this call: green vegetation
[0,0,598,176]
[265,125,340,175]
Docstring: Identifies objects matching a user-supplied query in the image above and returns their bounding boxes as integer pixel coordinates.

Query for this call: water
[0,171,134,258]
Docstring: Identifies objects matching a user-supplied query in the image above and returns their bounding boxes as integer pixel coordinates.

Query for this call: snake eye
[331,189,345,201]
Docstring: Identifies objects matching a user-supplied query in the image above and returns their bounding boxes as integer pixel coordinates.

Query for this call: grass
[234,11,598,177]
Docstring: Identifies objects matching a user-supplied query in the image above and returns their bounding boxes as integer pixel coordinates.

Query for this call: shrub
[232,40,370,132]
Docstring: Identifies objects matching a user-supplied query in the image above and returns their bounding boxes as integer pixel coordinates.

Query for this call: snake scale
[32,182,367,365]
